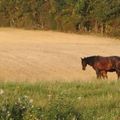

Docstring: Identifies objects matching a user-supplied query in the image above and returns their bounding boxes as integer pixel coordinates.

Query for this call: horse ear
[81,57,83,60]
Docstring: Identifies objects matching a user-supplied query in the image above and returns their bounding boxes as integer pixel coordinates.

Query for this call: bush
[109,28,120,38]
[0,95,81,120]
[46,96,82,120]
[0,95,35,120]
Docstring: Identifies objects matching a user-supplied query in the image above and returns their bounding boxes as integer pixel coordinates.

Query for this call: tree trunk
[95,20,98,33]
[101,23,106,35]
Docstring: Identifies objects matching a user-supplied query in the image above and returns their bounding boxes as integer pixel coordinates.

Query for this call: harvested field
[0,28,120,82]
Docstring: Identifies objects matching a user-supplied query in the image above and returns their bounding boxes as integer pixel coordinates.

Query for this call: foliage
[0,0,119,37]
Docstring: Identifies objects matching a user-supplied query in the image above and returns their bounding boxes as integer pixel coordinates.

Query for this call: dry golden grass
[0,28,119,82]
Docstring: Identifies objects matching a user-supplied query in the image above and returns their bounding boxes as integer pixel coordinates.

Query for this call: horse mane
[84,56,99,66]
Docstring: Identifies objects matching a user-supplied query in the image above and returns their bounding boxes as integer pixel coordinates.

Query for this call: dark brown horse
[81,56,120,79]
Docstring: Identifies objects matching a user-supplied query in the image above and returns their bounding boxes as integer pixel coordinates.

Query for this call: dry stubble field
[0,28,120,82]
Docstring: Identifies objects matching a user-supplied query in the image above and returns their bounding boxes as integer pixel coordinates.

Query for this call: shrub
[0,95,34,120]
[45,96,82,120]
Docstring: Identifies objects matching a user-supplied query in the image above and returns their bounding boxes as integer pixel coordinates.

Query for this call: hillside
[0,28,120,82]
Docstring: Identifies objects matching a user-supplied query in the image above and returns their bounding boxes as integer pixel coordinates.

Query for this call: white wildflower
[2,107,6,112]
[0,89,4,95]
[22,106,26,109]
[7,111,11,117]
[31,105,34,108]
[29,99,33,103]
[78,96,82,100]
[48,94,52,100]
[18,98,21,102]
[72,116,76,120]
[24,95,28,99]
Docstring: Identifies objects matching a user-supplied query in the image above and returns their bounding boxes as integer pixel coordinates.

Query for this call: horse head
[81,57,87,70]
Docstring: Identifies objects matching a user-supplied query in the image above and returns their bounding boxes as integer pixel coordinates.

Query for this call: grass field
[0,28,120,119]
[0,28,120,82]
[0,81,120,120]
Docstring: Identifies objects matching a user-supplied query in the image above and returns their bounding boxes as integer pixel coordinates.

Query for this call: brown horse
[81,56,120,79]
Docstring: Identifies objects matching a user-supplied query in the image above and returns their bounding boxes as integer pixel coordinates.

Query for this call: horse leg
[96,70,101,79]
[99,71,104,79]
[103,71,108,79]
[101,71,108,79]
[116,70,120,80]
[100,71,103,79]
[105,73,108,79]
[118,74,120,79]
[116,62,120,80]
[118,74,120,80]
[117,72,119,80]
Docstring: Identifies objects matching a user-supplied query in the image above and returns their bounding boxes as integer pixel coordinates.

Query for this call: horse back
[94,57,113,70]
[85,56,120,71]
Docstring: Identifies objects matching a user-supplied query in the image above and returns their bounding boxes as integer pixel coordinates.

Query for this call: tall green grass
[0,80,120,120]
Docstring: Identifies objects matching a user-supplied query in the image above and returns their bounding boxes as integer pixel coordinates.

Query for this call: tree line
[0,0,120,37]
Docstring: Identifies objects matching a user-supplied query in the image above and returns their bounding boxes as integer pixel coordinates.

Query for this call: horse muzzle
[82,67,86,70]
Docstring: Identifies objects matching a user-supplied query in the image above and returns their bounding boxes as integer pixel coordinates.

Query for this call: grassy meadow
[0,80,120,120]
[0,29,120,119]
